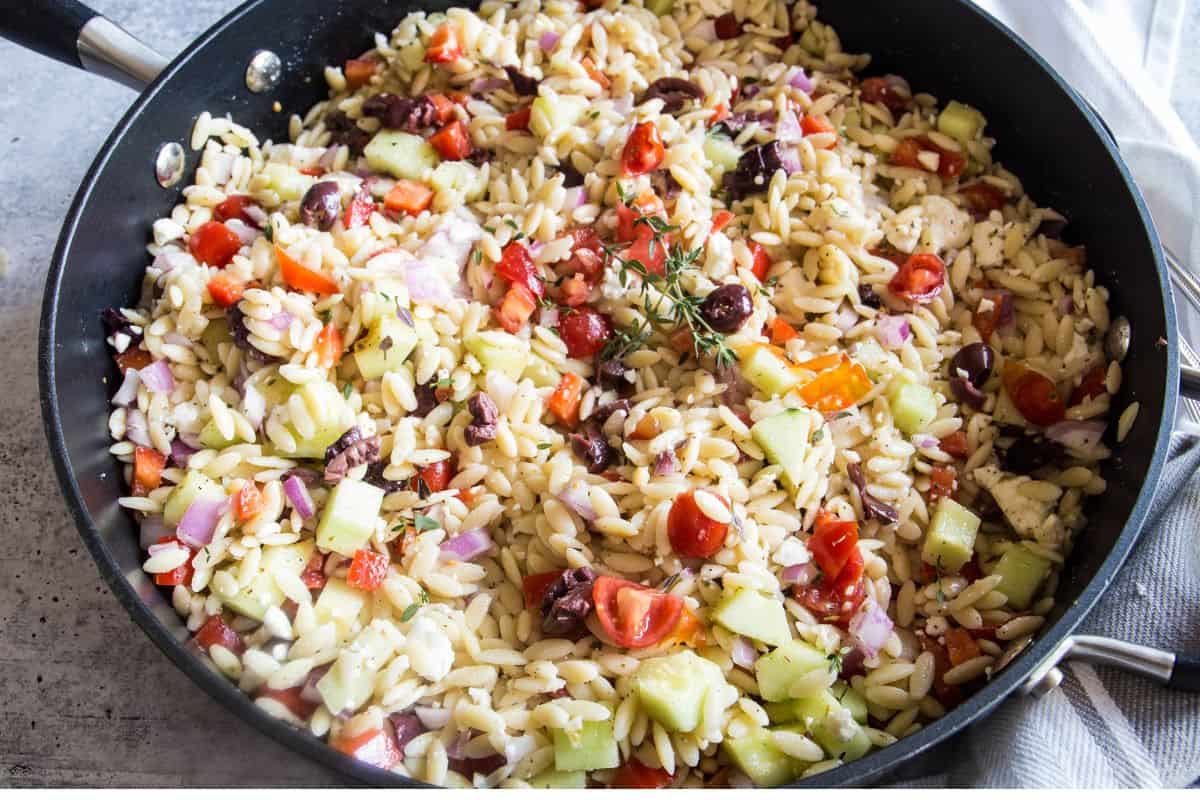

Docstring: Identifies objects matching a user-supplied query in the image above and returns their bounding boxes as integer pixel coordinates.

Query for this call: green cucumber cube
[529,770,587,788]
[317,621,396,714]
[704,134,742,179]
[553,718,620,772]
[353,314,419,380]
[464,330,530,380]
[937,101,986,144]
[198,417,243,450]
[751,409,814,489]
[282,380,355,459]
[316,477,384,557]
[645,0,674,15]
[712,589,793,647]
[887,378,938,435]
[200,317,232,357]
[755,639,832,702]
[832,681,868,725]
[791,690,871,762]
[992,545,1051,610]
[722,728,797,787]
[740,346,800,397]
[163,470,226,526]
[215,541,313,621]
[260,163,314,202]
[430,161,485,206]
[765,701,798,724]
[633,650,724,733]
[364,131,440,181]
[313,577,367,637]
[921,497,981,572]
[521,356,561,388]
[530,95,589,138]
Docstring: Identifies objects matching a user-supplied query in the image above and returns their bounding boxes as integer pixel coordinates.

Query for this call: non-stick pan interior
[41,0,1177,787]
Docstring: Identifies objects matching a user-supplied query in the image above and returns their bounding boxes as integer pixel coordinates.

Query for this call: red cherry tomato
[522,570,564,609]
[928,465,957,503]
[189,221,242,268]
[619,228,667,276]
[794,553,865,627]
[888,252,946,304]
[807,510,859,578]
[890,136,965,179]
[346,548,389,591]
[214,195,260,227]
[558,306,612,359]
[494,283,538,333]
[859,76,909,113]
[1002,361,1066,426]
[192,615,244,654]
[425,23,464,64]
[495,241,543,299]
[592,576,683,649]
[667,489,730,558]
[620,121,665,177]
[611,760,674,788]
[1069,364,1108,407]
[748,241,771,281]
[800,114,837,148]
[616,191,667,243]
[207,272,246,308]
[960,182,1007,215]
[412,459,454,494]
[429,120,472,160]
[562,227,607,281]
[939,431,970,459]
[332,725,403,770]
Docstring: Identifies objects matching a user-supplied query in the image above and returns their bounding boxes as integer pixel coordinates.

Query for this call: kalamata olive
[570,428,615,474]
[299,181,341,231]
[950,342,995,387]
[1000,435,1065,474]
[950,375,986,409]
[700,284,753,333]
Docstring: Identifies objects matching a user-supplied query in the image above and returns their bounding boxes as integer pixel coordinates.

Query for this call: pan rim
[36,0,1179,788]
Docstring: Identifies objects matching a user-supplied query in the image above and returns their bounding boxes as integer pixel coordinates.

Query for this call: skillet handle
[0,0,168,91]
[1023,635,1200,695]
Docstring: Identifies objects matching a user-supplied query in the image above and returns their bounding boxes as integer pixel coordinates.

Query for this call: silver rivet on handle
[245,49,282,93]
[154,142,185,188]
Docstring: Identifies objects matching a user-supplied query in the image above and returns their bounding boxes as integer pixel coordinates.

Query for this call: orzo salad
[105,0,1130,787]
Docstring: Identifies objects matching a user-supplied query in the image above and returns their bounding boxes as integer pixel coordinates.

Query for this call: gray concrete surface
[1,0,1198,788]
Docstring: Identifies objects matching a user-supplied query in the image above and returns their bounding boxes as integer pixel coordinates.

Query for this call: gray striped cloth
[893,432,1200,788]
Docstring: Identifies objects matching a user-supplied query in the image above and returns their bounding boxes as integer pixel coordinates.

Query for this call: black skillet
[5,0,1200,787]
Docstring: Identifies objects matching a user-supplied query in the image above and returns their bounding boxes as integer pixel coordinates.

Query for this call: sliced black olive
[950,342,995,387]
[700,284,753,333]
[299,181,342,231]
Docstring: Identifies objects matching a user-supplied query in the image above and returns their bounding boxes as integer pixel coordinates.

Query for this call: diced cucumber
[280,380,355,459]
[529,770,587,788]
[789,689,839,729]
[430,161,485,209]
[645,0,674,16]
[521,356,561,388]
[317,620,396,714]
[313,577,367,637]
[260,163,314,202]
[200,317,232,357]
[464,330,530,380]
[740,345,801,397]
[198,417,244,450]
[530,95,589,139]
[921,497,981,572]
[353,314,419,380]
[887,378,938,435]
[364,131,440,181]
[791,690,871,762]
[704,134,742,179]
[397,41,426,73]
[831,681,868,725]
[722,728,797,787]
[751,408,814,489]
[163,470,226,526]
[215,541,313,621]
[316,477,384,557]
[553,718,620,772]
[992,545,1051,610]
[937,101,986,145]
[712,589,792,647]
[765,701,798,724]
[755,639,832,702]
[633,650,725,733]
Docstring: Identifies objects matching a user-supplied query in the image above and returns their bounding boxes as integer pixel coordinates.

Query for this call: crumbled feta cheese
[919,195,972,252]
[772,537,811,567]
[971,219,1006,267]
[974,465,1064,541]
[704,231,734,278]
[826,706,857,743]
[407,616,454,681]
[883,205,924,253]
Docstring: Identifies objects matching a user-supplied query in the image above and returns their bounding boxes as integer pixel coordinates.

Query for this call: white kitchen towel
[887,1,1200,788]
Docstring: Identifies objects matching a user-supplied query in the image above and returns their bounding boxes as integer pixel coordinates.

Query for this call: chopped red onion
[267,311,295,332]
[225,218,258,247]
[538,305,560,329]
[788,67,814,93]
[404,260,454,305]
[243,204,268,227]
[152,250,196,273]
[176,497,228,548]
[848,597,893,658]
[446,730,475,760]
[779,145,803,175]
[653,450,678,476]
[690,19,718,42]
[557,483,596,522]
[833,305,859,332]
[776,110,803,144]
[139,516,171,549]
[419,211,484,268]
[389,712,426,753]
[563,186,587,209]
[613,94,634,115]
[283,475,316,519]
[1059,295,1075,313]
[170,438,197,468]
[140,360,176,394]
[1045,419,1108,453]
[318,145,340,172]
[241,384,267,430]
[912,434,939,450]
[414,706,452,730]
[538,31,561,50]
[125,408,152,447]
[112,368,141,406]
[469,76,510,94]
[875,315,911,348]
[731,637,759,669]
[179,431,204,450]
[781,561,818,587]
[440,528,494,562]
[163,332,193,349]
[299,664,331,703]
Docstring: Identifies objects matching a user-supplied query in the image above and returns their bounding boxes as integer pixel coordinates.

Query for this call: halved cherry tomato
[888,252,946,304]
[233,482,265,522]
[619,227,667,276]
[343,186,375,229]
[313,321,343,370]
[276,245,340,295]
[1002,361,1065,426]
[384,179,433,216]
[300,551,326,589]
[794,551,865,627]
[620,121,665,177]
[429,120,471,161]
[505,106,532,131]
[189,221,242,268]
[494,283,538,333]
[257,686,319,719]
[332,725,403,770]
[412,459,454,494]
[193,615,244,654]
[944,627,981,667]
[611,760,673,789]
[495,241,544,299]
[960,182,1007,215]
[616,191,667,242]
[558,306,612,359]
[562,227,606,282]
[710,209,735,235]
[668,489,730,558]
[807,510,859,578]
[581,57,610,90]
[558,275,590,307]
[115,348,153,373]
[132,446,167,496]
[973,289,1013,342]
[798,355,872,413]
[207,272,246,308]
[592,576,683,649]
[1069,364,1108,407]
[152,536,194,587]
[748,241,771,281]
[768,316,799,345]
[891,136,965,179]
[214,195,260,227]
[343,57,379,90]
[662,605,706,649]
[425,23,464,64]
[548,372,585,427]
[347,548,389,591]
[928,464,957,503]
[939,430,969,459]
[522,570,564,609]
[800,114,837,148]
[859,76,909,113]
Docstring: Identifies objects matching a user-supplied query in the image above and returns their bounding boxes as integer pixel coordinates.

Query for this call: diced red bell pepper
[425,23,464,64]
[343,57,379,90]
[346,548,390,591]
[193,615,244,654]
[189,221,242,268]
[207,271,247,308]
[383,180,433,216]
[276,245,340,295]
[494,283,538,333]
[429,120,471,161]
[505,106,532,132]
[233,482,265,522]
[132,446,167,496]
